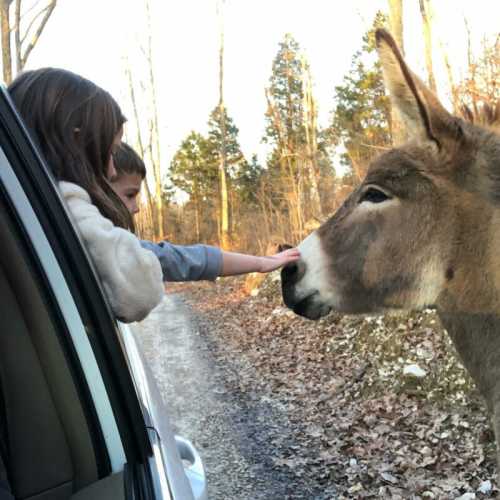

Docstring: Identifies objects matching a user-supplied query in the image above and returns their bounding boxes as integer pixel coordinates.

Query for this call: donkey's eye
[359,188,390,204]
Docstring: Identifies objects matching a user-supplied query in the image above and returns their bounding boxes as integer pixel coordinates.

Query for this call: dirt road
[135,292,327,500]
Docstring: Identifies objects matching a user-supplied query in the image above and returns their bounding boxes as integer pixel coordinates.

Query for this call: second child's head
[8,67,131,228]
[110,142,146,215]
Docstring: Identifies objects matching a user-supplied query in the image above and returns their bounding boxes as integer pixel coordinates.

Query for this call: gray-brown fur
[283,29,500,468]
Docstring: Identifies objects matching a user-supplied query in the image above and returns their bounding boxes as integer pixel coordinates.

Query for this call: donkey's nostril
[281,260,305,286]
[284,262,298,276]
[281,260,307,310]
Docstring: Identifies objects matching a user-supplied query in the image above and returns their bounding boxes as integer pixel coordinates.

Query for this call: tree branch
[19,1,47,45]
[20,0,56,69]
[14,0,20,70]
[1,0,13,83]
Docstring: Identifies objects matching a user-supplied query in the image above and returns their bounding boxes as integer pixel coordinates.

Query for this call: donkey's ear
[375,29,453,146]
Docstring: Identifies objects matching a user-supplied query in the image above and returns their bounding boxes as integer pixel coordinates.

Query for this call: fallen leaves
[172,275,498,499]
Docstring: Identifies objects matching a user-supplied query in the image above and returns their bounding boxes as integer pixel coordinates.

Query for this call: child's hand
[258,248,301,273]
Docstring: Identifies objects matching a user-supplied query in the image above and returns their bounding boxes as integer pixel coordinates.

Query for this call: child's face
[111,173,143,215]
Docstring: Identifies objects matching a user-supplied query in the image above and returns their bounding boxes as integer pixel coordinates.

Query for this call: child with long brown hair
[8,68,165,322]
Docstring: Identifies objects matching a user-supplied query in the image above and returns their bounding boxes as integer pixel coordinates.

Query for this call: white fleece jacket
[59,181,164,322]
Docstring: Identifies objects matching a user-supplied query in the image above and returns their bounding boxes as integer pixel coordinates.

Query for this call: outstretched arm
[220,248,300,276]
[140,240,223,282]
[141,240,300,281]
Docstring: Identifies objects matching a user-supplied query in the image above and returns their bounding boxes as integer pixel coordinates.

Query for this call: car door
[0,85,195,499]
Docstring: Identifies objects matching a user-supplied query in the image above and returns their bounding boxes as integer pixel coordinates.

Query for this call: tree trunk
[419,0,437,93]
[145,0,164,241]
[256,188,271,246]
[125,63,156,237]
[194,194,200,241]
[14,0,20,72]
[1,0,12,84]
[387,0,406,145]
[387,0,404,55]
[440,42,459,113]
[464,17,473,68]
[219,158,229,247]
[301,56,322,219]
[265,88,303,240]
[217,0,229,249]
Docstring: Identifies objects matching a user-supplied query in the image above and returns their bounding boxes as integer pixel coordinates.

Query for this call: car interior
[0,191,125,499]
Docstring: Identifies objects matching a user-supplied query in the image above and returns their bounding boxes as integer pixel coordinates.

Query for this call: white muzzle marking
[296,231,340,308]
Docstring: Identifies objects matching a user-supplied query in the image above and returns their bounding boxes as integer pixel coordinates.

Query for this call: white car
[0,86,207,500]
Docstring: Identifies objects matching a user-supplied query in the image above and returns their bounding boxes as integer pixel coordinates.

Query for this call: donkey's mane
[460,101,500,130]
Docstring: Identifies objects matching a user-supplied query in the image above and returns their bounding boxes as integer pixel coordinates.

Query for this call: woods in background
[136,4,498,252]
[1,1,497,253]
[138,17,389,252]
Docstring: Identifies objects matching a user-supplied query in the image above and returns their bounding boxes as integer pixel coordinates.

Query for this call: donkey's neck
[439,202,500,310]
[437,310,500,407]
[436,208,500,406]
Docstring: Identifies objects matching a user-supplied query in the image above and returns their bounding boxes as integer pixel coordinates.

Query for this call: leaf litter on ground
[168,273,498,499]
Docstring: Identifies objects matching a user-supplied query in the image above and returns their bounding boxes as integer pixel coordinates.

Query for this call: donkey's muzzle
[281,260,331,320]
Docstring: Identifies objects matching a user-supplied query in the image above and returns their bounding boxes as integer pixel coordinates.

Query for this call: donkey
[282,29,500,466]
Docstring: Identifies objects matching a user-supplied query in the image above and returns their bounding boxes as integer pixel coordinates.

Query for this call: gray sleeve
[140,240,223,282]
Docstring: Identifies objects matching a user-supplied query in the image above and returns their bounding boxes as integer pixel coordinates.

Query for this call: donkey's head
[282,29,500,320]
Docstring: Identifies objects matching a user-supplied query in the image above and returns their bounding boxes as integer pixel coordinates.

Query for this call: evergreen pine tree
[328,12,391,181]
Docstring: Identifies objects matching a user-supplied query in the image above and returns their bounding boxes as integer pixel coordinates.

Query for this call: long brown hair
[8,67,132,229]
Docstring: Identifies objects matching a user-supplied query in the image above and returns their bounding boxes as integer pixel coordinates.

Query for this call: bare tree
[217,0,230,249]
[419,0,437,93]
[440,41,459,113]
[458,33,499,114]
[0,0,12,83]
[387,0,404,55]
[464,16,473,68]
[125,1,165,241]
[265,87,304,241]
[144,0,164,240]
[0,0,57,84]
[301,55,322,219]
[125,61,156,238]
[387,0,406,145]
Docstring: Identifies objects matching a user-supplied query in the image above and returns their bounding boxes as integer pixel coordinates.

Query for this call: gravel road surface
[134,292,327,500]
